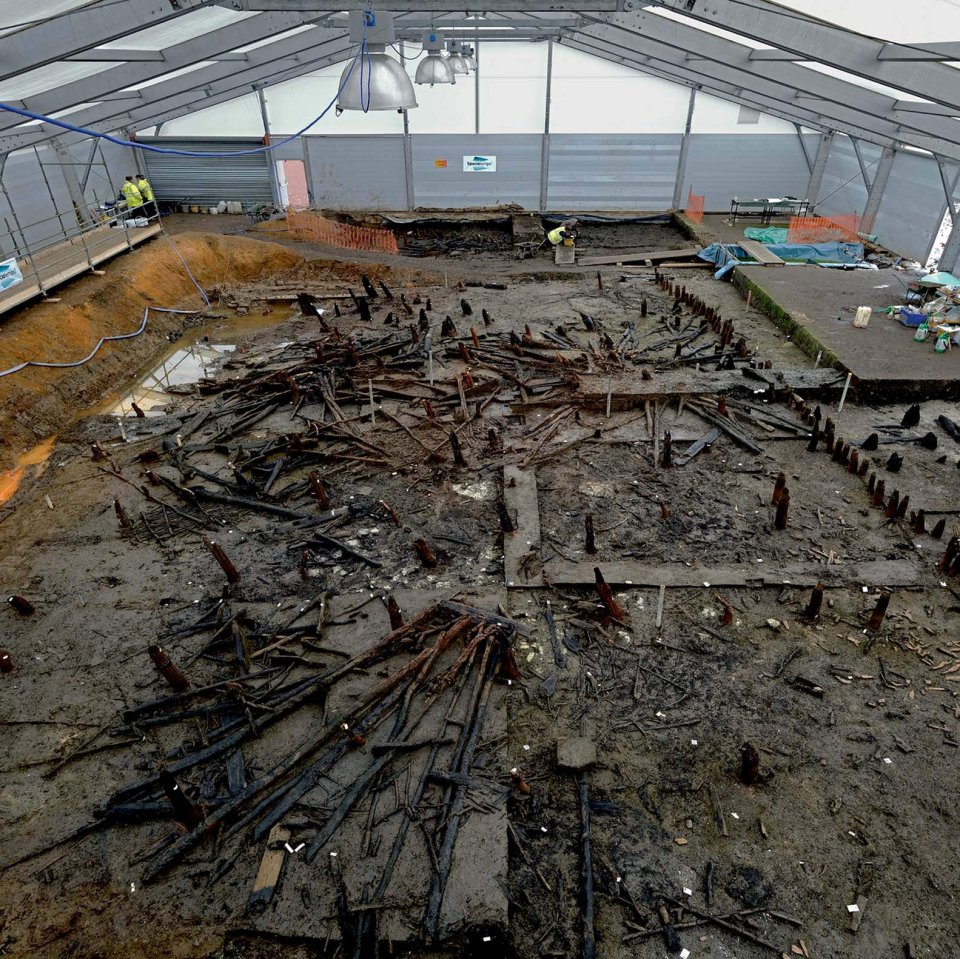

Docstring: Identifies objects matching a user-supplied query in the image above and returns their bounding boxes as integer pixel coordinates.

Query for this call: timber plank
[576,247,701,267]
[738,239,786,266]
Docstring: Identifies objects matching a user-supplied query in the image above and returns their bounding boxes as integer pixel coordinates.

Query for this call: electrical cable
[163,232,211,307]
[390,43,425,60]
[0,306,196,378]
[0,31,368,158]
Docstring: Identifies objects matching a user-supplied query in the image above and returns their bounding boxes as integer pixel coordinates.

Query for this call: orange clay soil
[0,232,306,470]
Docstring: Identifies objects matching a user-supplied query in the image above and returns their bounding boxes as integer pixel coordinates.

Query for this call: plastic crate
[899,309,926,328]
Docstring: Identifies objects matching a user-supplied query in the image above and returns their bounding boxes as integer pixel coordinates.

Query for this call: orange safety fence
[285,209,399,254]
[787,213,861,244]
[684,188,705,225]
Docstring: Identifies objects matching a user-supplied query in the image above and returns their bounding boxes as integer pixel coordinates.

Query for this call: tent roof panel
[0,60,114,100]
[97,8,258,51]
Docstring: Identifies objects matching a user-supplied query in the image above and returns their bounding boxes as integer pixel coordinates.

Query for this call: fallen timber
[11,598,519,926]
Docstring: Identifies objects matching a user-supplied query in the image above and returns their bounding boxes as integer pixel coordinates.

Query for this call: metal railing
[0,192,162,299]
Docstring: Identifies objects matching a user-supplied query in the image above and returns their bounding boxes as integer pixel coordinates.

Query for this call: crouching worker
[547,218,579,247]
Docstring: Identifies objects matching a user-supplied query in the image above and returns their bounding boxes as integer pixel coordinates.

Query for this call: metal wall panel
[546,134,681,211]
[815,135,877,220]
[872,152,956,263]
[141,138,273,206]
[303,136,407,211]
[0,147,77,257]
[681,134,815,212]
[411,135,541,210]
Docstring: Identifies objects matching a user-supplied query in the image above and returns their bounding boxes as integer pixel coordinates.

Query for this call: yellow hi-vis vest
[547,226,565,245]
[136,177,154,202]
[122,181,143,208]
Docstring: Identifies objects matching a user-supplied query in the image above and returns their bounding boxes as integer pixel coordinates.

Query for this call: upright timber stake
[939,537,959,573]
[309,471,330,509]
[385,594,404,630]
[593,567,625,622]
[114,498,130,528]
[771,472,786,505]
[775,490,790,530]
[804,582,824,621]
[160,770,204,828]
[412,538,438,569]
[449,432,467,467]
[148,644,189,692]
[662,431,672,467]
[931,518,946,540]
[585,514,597,554]
[204,537,240,583]
[867,592,891,632]
[7,595,35,615]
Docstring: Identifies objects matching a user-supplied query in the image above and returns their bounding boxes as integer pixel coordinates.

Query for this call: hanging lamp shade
[337,43,418,112]
[446,51,470,75]
[462,46,478,71]
[415,52,456,86]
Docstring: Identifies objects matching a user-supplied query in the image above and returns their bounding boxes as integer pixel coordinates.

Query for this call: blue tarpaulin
[698,241,866,278]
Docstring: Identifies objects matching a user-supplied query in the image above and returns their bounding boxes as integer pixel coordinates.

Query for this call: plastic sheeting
[698,240,866,278]
[744,227,789,244]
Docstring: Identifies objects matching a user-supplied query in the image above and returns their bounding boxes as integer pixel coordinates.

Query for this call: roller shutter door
[140,138,274,206]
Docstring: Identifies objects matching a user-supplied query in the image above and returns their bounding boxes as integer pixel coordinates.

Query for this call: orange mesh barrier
[286,209,399,254]
[684,188,705,225]
[787,213,860,244]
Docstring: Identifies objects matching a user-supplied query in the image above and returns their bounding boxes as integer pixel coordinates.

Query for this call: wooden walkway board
[738,239,786,266]
[0,223,161,318]
[503,464,541,586]
[577,247,701,267]
[503,462,929,590]
[560,368,844,406]
[540,559,930,589]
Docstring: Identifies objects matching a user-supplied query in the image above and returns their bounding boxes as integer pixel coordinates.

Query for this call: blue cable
[0,34,368,158]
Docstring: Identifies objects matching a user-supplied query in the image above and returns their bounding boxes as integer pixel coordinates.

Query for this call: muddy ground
[0,215,959,959]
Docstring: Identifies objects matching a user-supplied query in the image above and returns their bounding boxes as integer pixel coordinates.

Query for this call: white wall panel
[547,134,680,211]
[412,134,540,209]
[815,134,877,218]
[682,134,815,211]
[304,135,407,210]
[873,152,956,262]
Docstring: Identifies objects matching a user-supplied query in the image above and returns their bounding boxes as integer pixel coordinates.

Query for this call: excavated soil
[1,220,959,959]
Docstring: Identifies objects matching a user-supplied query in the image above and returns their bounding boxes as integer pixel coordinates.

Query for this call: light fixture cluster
[415,34,477,87]
[336,13,480,110]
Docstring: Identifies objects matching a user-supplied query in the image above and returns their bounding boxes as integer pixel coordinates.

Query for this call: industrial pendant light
[415,54,456,86]
[462,45,478,71]
[445,40,470,76]
[337,43,418,111]
[415,31,455,86]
